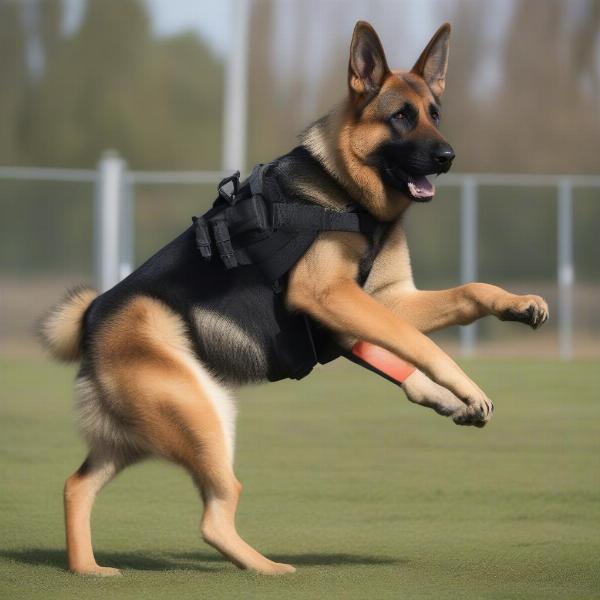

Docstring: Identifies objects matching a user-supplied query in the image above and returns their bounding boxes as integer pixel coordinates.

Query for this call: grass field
[1,357,599,599]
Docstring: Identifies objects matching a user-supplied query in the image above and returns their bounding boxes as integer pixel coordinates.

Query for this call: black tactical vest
[189,152,390,381]
[84,147,390,385]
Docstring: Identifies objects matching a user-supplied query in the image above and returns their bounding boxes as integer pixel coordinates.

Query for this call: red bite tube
[347,341,416,387]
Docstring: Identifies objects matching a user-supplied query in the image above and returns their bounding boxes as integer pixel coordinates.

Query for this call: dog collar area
[191,161,379,282]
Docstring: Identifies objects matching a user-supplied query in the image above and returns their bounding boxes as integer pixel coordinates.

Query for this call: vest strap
[271,203,375,235]
[192,162,379,278]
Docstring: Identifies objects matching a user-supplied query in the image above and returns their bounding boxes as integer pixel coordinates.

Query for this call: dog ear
[411,23,451,97]
[348,21,390,97]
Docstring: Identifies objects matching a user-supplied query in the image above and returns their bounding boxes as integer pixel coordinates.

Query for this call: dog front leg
[288,277,493,426]
[345,341,468,422]
[372,283,549,334]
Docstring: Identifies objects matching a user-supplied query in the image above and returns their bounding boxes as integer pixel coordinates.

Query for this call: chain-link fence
[1,156,598,360]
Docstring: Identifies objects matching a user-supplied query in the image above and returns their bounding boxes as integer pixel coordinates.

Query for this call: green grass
[1,357,599,599]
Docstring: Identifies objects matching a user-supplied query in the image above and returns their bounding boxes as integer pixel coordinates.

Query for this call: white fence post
[222,0,250,174]
[558,178,574,360]
[460,176,478,357]
[95,150,125,292]
[119,175,134,280]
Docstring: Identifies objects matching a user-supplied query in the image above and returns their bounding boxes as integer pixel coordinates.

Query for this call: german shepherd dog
[40,22,548,576]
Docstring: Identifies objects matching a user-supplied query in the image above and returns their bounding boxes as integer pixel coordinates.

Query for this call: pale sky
[144,0,232,56]
[62,0,233,56]
[57,0,516,101]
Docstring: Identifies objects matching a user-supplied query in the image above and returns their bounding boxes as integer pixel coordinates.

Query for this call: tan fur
[301,108,347,186]
[286,231,493,423]
[64,454,124,576]
[91,298,239,464]
[362,219,548,334]
[74,375,145,459]
[301,73,446,222]
[301,24,452,223]
[38,286,97,361]
[302,106,410,222]
[64,297,292,575]
[291,23,547,428]
[48,21,549,578]
[411,23,451,97]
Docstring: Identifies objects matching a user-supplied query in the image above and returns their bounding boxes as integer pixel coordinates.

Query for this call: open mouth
[405,174,435,201]
[383,167,436,202]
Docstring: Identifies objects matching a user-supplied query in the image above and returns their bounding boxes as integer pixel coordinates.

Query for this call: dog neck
[300,104,411,222]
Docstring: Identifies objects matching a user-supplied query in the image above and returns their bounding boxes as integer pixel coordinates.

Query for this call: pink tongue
[407,176,435,199]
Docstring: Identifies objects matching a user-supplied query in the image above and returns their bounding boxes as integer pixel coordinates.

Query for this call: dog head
[325,22,454,219]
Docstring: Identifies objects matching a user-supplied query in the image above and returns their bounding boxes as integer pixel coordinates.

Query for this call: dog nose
[433,144,455,165]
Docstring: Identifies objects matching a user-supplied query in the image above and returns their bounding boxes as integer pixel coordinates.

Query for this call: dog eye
[391,103,417,125]
[430,107,440,123]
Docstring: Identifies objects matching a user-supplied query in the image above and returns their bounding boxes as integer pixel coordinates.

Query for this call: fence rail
[2,154,599,360]
[0,165,97,182]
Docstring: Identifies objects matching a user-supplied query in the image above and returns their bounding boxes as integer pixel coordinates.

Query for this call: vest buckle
[217,171,241,205]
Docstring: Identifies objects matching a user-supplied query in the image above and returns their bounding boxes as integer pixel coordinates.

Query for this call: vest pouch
[224,195,269,236]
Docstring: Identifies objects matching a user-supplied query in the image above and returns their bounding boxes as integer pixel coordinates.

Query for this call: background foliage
[0,0,598,354]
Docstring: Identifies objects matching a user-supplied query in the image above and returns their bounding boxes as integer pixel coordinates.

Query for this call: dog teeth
[407,178,435,199]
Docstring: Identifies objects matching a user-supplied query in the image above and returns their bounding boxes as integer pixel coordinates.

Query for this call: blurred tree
[0,0,598,284]
[573,0,600,90]
[0,0,223,169]
[17,0,63,163]
[480,0,600,174]
[0,1,26,163]
[455,0,600,282]
[247,0,287,166]
[0,0,225,276]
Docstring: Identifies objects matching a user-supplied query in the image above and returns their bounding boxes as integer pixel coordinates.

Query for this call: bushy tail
[38,286,97,362]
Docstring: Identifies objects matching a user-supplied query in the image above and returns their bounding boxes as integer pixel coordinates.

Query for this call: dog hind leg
[116,352,295,574]
[64,452,131,576]
[88,296,294,574]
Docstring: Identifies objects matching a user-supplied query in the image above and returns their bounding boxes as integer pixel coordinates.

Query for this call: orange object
[350,341,416,385]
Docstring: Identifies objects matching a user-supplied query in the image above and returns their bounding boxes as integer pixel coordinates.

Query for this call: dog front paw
[452,393,494,428]
[497,294,549,329]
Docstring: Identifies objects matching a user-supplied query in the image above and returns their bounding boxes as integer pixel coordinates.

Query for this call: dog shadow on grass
[0,548,219,572]
[172,551,406,567]
[0,548,405,572]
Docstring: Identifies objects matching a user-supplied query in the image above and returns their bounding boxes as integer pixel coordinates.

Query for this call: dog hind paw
[70,565,123,577]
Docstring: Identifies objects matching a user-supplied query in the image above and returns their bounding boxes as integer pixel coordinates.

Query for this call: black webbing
[272,203,375,235]
[192,161,379,278]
